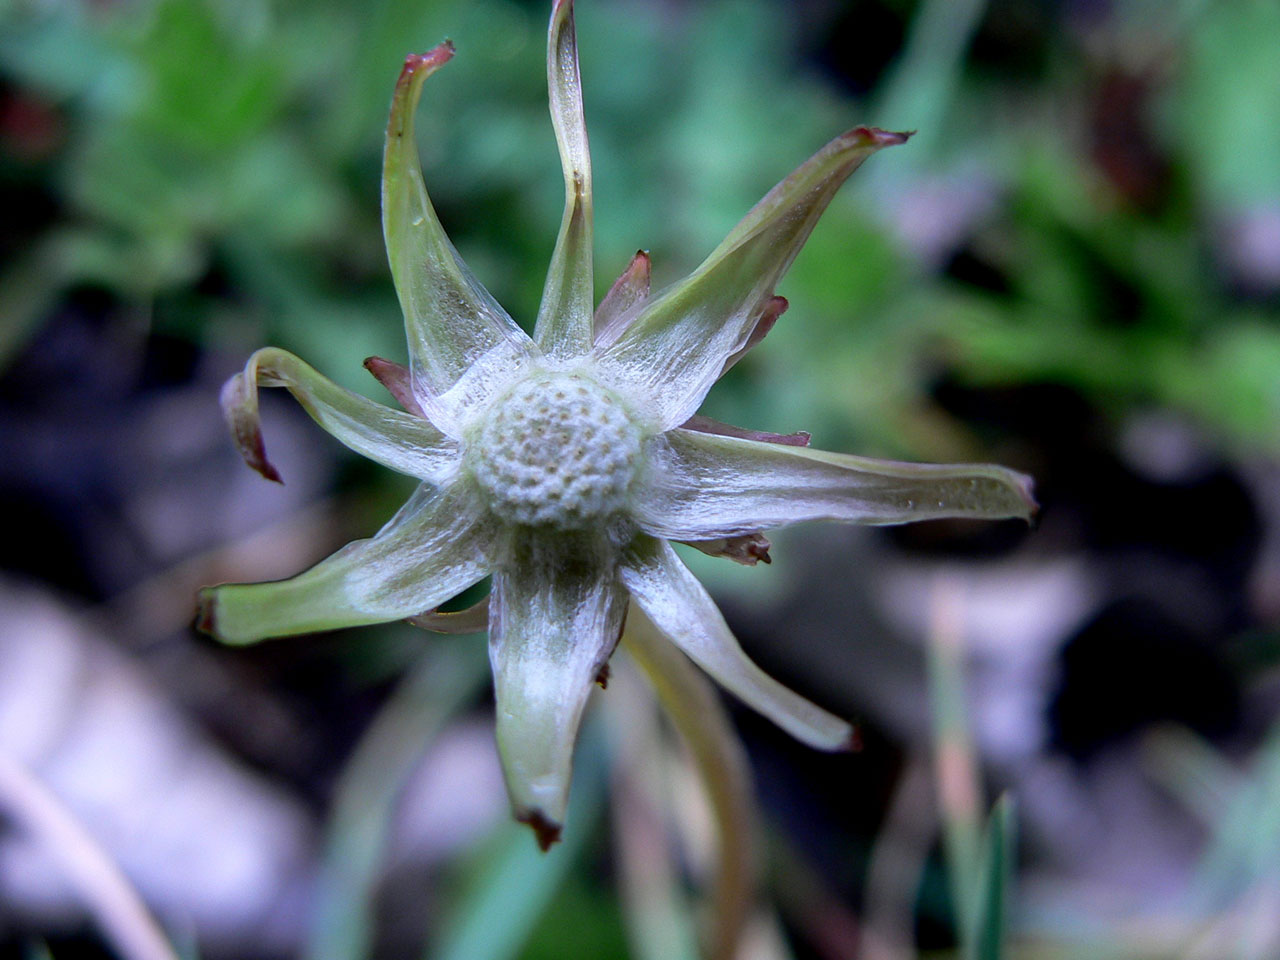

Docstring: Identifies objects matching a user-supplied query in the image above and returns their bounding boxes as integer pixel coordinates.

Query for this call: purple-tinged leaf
[680,533,773,565]
[720,295,788,374]
[593,249,651,347]
[221,348,458,484]
[364,356,425,417]
[681,414,811,447]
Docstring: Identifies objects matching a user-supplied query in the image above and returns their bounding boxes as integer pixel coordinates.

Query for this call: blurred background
[1,0,1279,956]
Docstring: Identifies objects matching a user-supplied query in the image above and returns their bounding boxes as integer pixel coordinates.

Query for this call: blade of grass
[608,661,701,960]
[861,751,936,960]
[967,794,1015,960]
[926,574,984,942]
[622,606,759,960]
[307,639,490,960]
[872,0,990,164]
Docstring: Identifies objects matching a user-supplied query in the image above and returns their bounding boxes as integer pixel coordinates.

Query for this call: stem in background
[307,640,491,960]
[0,750,180,960]
[608,659,701,960]
[622,607,759,960]
[861,751,936,960]
[926,574,984,944]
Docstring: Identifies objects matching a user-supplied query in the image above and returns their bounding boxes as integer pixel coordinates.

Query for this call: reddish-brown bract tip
[194,589,217,636]
[517,809,563,852]
[241,436,283,484]
[363,356,426,417]
[752,295,788,344]
[389,43,457,143]
[550,0,576,25]
[844,126,914,148]
[593,249,653,346]
[398,41,456,86]
[844,725,864,753]
[221,374,284,484]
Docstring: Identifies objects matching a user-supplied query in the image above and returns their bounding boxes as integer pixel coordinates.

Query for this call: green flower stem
[623,607,759,960]
[0,750,180,960]
[926,575,984,945]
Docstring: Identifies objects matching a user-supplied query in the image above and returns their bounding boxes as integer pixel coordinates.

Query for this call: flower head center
[467,372,642,528]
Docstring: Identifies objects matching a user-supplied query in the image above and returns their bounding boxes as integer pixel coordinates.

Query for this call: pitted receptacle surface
[467,372,642,527]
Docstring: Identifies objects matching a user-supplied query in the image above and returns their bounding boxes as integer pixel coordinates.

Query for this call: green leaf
[620,536,852,751]
[966,794,1016,960]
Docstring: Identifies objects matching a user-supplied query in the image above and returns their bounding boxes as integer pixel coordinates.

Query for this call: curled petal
[534,0,594,359]
[635,428,1037,540]
[596,127,910,429]
[680,533,772,565]
[384,44,533,434]
[593,250,652,347]
[408,595,490,634]
[490,534,627,848]
[620,537,852,750]
[680,413,810,448]
[221,347,458,484]
[363,356,425,417]
[198,483,492,644]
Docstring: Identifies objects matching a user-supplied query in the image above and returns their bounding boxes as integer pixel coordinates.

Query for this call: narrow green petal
[198,483,491,644]
[534,0,594,360]
[221,347,459,484]
[593,249,651,346]
[383,44,533,434]
[489,534,626,848]
[635,428,1037,539]
[620,536,852,750]
[596,127,909,429]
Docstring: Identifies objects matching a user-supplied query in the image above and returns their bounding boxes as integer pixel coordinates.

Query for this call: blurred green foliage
[3,0,1277,450]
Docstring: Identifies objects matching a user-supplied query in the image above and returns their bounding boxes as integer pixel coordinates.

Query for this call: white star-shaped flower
[198,0,1035,849]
